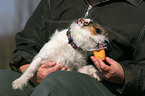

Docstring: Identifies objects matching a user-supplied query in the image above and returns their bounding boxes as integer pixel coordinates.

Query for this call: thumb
[105,57,116,66]
[41,61,56,68]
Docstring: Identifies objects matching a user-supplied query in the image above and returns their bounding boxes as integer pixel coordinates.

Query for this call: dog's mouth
[89,43,108,51]
[89,38,108,51]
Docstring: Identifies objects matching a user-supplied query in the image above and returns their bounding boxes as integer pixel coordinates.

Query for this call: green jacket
[10,0,145,95]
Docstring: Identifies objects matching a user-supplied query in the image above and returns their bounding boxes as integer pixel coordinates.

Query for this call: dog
[12,18,108,90]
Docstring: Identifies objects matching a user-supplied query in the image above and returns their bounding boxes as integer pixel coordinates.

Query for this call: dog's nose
[104,39,109,43]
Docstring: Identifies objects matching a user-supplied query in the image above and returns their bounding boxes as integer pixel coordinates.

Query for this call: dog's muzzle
[89,38,108,51]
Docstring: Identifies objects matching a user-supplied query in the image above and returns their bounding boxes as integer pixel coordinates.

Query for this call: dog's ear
[78,18,93,27]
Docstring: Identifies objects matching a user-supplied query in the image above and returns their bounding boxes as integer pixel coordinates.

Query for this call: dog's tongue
[90,43,107,51]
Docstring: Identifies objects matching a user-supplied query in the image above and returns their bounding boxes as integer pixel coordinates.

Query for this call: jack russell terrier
[12,18,108,90]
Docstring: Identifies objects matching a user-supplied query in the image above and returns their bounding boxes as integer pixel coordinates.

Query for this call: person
[0,0,145,95]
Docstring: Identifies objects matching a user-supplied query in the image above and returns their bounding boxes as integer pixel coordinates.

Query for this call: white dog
[12,18,108,90]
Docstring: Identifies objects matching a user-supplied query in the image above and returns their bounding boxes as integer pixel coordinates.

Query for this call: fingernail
[97,57,100,60]
[97,57,102,61]
[90,56,95,60]
[106,57,109,60]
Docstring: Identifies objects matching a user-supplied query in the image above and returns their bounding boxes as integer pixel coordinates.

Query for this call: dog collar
[66,29,83,51]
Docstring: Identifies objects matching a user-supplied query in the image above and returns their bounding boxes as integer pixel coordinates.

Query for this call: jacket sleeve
[10,0,51,72]
[121,26,145,95]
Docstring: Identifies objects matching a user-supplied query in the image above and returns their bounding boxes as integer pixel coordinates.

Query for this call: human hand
[91,56,124,84]
[35,61,67,84]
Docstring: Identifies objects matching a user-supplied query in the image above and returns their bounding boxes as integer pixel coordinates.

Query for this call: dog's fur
[12,18,108,90]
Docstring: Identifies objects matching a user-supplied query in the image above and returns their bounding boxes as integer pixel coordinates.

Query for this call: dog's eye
[95,28,101,34]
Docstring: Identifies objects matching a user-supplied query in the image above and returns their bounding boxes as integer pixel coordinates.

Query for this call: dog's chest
[53,47,87,70]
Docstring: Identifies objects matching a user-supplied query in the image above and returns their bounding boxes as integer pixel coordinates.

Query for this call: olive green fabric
[0,70,114,96]
[31,71,113,96]
[0,70,34,96]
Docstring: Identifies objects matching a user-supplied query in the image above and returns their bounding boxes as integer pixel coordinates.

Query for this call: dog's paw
[12,78,27,90]
[91,71,101,82]
[78,65,101,81]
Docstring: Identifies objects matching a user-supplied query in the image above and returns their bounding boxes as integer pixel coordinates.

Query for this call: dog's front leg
[78,65,101,81]
[12,58,42,90]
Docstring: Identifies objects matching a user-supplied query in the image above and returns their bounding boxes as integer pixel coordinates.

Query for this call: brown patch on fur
[89,24,98,35]
[83,23,107,36]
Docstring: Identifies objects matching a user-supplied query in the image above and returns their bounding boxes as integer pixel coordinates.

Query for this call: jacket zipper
[84,0,109,18]
[84,6,92,18]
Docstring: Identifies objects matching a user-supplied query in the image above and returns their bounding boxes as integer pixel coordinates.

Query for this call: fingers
[61,66,67,70]
[41,61,56,68]
[91,56,110,72]
[48,64,62,73]
[105,57,117,66]
[41,61,67,72]
[90,56,102,71]
[98,57,110,72]
[47,64,67,72]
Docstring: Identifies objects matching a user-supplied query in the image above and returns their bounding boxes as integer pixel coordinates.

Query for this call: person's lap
[31,71,113,96]
[0,70,34,96]
[0,70,113,96]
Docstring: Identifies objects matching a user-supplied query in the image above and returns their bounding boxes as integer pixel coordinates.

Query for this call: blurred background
[0,0,41,69]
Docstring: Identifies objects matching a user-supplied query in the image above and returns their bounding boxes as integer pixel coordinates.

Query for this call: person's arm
[91,28,145,95]
[120,30,145,95]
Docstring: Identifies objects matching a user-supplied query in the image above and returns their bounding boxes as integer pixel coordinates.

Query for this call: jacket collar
[85,0,143,6]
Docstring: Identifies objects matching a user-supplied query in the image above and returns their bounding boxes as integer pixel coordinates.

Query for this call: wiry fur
[12,19,108,90]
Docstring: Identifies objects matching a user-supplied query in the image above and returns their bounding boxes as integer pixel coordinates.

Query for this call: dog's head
[70,18,108,51]
[78,18,107,36]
